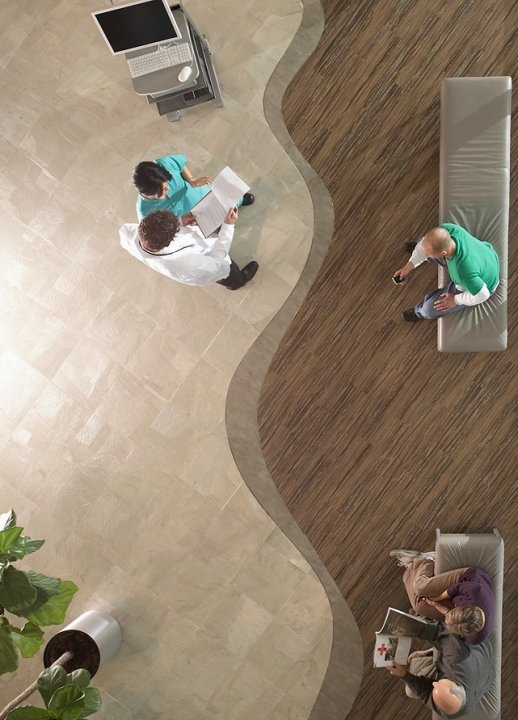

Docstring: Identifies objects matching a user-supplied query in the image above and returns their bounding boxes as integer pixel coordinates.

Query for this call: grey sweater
[404,632,494,718]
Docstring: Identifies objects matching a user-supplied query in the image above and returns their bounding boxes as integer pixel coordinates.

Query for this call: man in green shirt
[393,224,500,322]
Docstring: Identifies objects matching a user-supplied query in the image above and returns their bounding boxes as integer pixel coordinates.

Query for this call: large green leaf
[6,708,50,720]
[0,566,37,613]
[0,526,23,554]
[37,666,68,706]
[27,580,78,626]
[60,704,84,720]
[80,689,101,718]
[48,686,84,720]
[12,585,53,619]
[3,536,45,561]
[26,571,61,596]
[0,509,17,531]
[21,538,45,555]
[66,669,91,690]
[0,623,19,675]
[10,621,44,658]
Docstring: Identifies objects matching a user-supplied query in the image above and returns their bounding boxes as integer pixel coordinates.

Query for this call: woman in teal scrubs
[134,154,254,220]
[134,154,211,220]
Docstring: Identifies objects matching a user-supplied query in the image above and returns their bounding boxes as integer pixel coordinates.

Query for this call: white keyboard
[127,44,193,79]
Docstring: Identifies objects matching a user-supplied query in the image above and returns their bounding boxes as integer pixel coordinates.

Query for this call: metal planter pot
[44,611,122,677]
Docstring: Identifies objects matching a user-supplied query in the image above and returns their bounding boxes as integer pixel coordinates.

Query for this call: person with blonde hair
[389,549,494,644]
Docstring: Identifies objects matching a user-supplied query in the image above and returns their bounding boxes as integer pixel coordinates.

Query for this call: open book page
[373,633,412,668]
[211,166,250,207]
[191,192,226,238]
[378,607,438,642]
[191,167,250,238]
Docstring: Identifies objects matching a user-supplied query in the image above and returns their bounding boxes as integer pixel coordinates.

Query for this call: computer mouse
[178,66,192,83]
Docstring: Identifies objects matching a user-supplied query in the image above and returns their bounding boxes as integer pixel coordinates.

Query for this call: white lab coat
[119,222,234,286]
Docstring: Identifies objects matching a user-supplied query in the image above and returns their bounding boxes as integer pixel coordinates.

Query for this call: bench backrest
[433,529,504,720]
[438,76,512,352]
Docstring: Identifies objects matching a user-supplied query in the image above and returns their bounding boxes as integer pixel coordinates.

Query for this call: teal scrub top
[136,153,211,220]
[441,223,500,294]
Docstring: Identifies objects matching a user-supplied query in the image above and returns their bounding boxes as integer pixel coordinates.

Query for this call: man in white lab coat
[119,208,258,289]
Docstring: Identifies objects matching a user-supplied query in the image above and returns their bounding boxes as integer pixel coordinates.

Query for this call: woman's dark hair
[133,161,172,197]
[138,211,180,252]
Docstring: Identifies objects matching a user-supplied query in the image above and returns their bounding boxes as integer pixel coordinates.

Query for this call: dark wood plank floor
[258,1,517,718]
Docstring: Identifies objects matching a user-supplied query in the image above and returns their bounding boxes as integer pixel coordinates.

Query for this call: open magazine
[374,634,412,667]
[191,166,250,237]
[373,607,438,668]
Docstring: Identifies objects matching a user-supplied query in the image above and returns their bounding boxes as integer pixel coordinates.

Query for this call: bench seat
[432,529,504,720]
[438,77,511,352]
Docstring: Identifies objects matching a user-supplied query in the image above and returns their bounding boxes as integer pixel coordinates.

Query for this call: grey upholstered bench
[438,77,512,352]
[432,529,504,720]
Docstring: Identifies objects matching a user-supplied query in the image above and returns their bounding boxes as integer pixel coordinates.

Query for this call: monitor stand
[126,5,223,121]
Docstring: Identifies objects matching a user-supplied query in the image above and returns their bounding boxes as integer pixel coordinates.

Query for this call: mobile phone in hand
[392,275,405,284]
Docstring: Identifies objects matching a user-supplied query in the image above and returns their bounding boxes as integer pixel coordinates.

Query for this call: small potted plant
[0,510,121,720]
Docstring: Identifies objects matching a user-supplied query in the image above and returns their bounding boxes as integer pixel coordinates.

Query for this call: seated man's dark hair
[138,211,180,252]
[133,161,172,197]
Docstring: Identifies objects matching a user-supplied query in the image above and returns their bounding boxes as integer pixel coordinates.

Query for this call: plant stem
[0,652,74,720]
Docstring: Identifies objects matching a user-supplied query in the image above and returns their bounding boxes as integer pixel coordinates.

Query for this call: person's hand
[393,262,413,283]
[423,598,447,616]
[424,599,441,609]
[433,292,456,312]
[224,207,238,225]
[428,593,445,601]
[181,212,197,226]
[387,664,407,678]
[190,176,211,187]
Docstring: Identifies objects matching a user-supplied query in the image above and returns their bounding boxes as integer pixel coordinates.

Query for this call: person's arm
[408,239,428,268]
[453,283,490,306]
[436,277,490,311]
[428,590,450,601]
[393,238,426,280]
[169,209,237,284]
[424,599,449,615]
[179,212,197,226]
[403,671,434,704]
[181,165,211,188]
[207,208,237,260]
[387,664,433,705]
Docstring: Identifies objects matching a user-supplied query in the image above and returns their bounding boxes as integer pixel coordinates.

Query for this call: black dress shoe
[402,308,421,322]
[404,241,417,253]
[242,192,255,206]
[242,260,258,283]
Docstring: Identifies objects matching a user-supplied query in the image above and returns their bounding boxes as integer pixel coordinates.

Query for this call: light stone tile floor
[0,0,334,718]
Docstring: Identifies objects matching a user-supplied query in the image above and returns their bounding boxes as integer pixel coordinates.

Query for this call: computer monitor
[92,0,182,56]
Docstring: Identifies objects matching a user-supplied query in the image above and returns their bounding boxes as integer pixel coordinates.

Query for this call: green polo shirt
[441,223,499,294]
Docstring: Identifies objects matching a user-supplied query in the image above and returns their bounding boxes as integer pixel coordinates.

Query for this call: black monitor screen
[93,0,180,55]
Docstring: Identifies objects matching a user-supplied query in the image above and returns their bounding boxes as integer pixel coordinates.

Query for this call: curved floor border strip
[226,1,364,718]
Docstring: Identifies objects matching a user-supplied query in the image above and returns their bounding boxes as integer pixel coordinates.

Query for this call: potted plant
[0,510,121,720]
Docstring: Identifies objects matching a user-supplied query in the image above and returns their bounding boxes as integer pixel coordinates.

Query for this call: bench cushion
[438,76,511,352]
[433,530,504,720]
